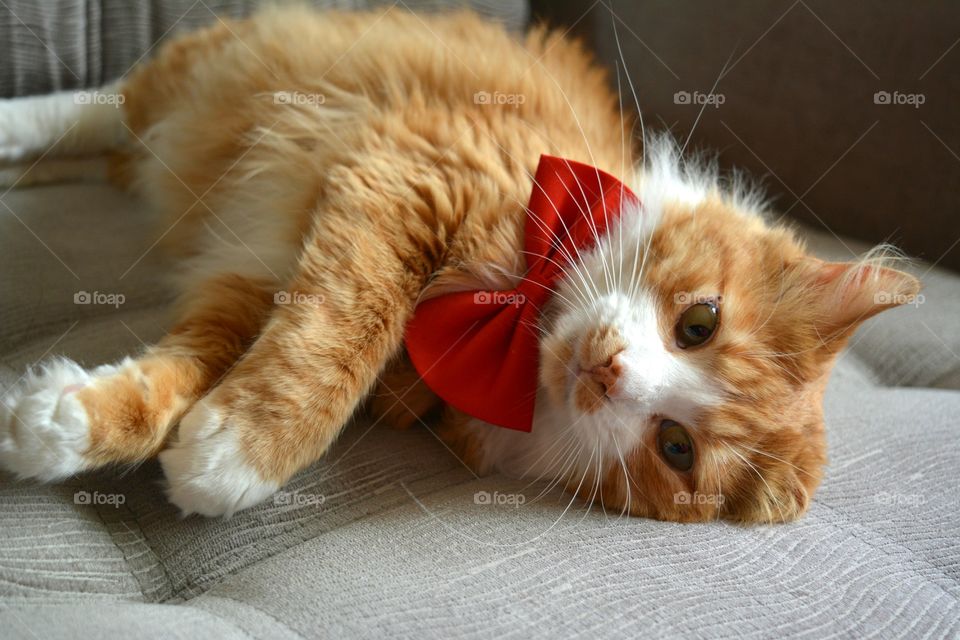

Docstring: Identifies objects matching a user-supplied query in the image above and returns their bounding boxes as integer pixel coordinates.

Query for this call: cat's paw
[159,397,279,517]
[0,359,96,480]
[0,145,30,163]
[0,99,40,163]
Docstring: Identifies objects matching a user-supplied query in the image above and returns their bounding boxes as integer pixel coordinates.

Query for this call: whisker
[506,176,605,317]
[475,133,602,298]
[611,433,633,519]
[612,15,646,165]
[712,450,724,522]
[738,443,817,479]
[555,175,617,296]
[516,250,592,308]
[522,437,582,506]
[678,47,737,162]
[727,445,786,522]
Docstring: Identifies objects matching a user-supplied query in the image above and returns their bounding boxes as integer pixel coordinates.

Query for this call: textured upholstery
[1,182,958,638]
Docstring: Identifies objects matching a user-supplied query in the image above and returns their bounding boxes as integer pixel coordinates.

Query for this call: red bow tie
[404,155,639,431]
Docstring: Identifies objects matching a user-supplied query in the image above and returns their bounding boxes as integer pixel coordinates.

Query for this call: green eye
[676,301,719,348]
[658,420,694,472]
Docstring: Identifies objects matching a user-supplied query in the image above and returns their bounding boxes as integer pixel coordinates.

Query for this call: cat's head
[533,137,920,524]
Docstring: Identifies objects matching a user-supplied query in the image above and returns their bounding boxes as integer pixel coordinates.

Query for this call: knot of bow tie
[404,155,639,431]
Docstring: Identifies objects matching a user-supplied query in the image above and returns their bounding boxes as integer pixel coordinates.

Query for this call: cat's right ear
[799,257,921,339]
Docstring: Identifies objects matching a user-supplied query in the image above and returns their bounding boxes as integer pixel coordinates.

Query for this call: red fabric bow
[404,155,639,431]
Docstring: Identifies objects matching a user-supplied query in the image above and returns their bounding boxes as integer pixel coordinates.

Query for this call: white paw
[0,145,30,163]
[0,88,125,165]
[159,398,279,517]
[0,358,95,481]
[0,99,43,162]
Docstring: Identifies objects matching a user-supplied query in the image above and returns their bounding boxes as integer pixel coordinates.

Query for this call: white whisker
[727,445,786,522]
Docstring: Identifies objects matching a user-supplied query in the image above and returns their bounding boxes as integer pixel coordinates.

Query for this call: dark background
[533,0,960,271]
[1,0,956,270]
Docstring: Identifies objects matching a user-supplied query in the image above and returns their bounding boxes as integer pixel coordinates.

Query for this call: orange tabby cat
[0,7,919,522]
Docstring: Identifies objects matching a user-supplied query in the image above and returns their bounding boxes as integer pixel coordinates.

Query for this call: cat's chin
[501,395,636,476]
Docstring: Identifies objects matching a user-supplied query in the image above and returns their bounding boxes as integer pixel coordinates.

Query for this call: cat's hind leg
[0,82,126,163]
[0,274,274,481]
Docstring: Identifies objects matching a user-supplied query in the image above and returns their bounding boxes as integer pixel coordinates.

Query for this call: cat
[0,7,920,523]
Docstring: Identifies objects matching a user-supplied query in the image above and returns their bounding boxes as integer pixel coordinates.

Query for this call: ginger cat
[0,7,919,522]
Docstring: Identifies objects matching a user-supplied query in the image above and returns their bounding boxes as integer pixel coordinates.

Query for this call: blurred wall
[539,0,960,270]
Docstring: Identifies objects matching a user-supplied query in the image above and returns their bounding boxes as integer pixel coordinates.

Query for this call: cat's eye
[658,419,694,472]
[676,301,719,348]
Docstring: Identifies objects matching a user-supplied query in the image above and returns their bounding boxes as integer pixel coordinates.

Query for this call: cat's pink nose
[589,353,624,397]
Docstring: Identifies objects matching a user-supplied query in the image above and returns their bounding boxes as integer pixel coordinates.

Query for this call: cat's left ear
[803,258,921,338]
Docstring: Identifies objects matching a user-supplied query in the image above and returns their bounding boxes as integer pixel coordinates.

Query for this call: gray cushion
[0,0,529,98]
[1,177,959,637]
[2,604,248,640]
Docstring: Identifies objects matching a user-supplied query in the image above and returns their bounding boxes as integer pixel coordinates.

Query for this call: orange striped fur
[0,7,919,521]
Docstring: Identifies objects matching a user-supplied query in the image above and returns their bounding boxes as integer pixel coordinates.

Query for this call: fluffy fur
[0,7,920,522]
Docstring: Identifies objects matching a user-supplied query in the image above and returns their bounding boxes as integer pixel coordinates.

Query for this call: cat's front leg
[159,217,427,516]
[0,274,274,480]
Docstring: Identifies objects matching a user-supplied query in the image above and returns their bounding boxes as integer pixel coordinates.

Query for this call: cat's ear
[801,258,921,338]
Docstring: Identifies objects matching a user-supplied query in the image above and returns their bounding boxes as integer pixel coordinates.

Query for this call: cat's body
[0,8,919,522]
